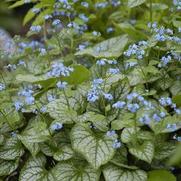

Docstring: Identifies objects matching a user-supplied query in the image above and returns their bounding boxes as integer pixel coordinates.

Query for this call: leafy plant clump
[0,0,181,180]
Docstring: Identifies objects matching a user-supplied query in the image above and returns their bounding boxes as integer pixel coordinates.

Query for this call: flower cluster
[47,62,74,78]
[124,41,148,60]
[148,22,181,43]
[0,83,5,91]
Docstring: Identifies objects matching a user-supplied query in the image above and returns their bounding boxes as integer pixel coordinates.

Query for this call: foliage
[0,0,181,180]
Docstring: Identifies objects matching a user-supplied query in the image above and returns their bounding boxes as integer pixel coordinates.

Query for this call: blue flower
[30,25,41,33]
[153,113,161,122]
[160,112,166,118]
[106,130,116,137]
[47,94,56,102]
[93,78,103,85]
[126,92,138,100]
[52,19,61,26]
[112,101,126,109]
[79,14,89,22]
[40,106,47,113]
[87,89,99,102]
[14,101,23,111]
[159,97,172,106]
[44,14,52,20]
[56,81,68,89]
[0,83,5,91]
[103,93,113,101]
[47,62,74,77]
[139,114,151,124]
[96,59,106,66]
[108,68,120,74]
[112,139,121,149]
[51,122,63,131]
[25,96,35,105]
[81,2,89,7]
[167,123,177,131]
[32,8,40,14]
[127,103,140,113]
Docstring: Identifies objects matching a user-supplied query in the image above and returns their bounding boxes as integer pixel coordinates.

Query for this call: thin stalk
[149,0,153,23]
[63,89,70,109]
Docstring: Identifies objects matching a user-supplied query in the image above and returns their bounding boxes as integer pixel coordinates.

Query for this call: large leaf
[18,121,50,156]
[19,154,100,181]
[121,128,153,143]
[75,35,128,58]
[147,170,176,181]
[46,99,77,124]
[129,141,154,163]
[71,123,116,169]
[19,154,47,181]
[62,64,90,85]
[53,160,101,181]
[53,145,74,161]
[0,159,18,176]
[103,164,147,181]
[128,0,146,8]
[0,137,24,160]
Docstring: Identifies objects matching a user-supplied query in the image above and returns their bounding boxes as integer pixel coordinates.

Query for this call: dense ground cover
[0,0,181,180]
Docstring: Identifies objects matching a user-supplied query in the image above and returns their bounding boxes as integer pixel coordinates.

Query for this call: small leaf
[147,170,176,181]
[75,35,128,58]
[71,123,115,169]
[128,0,146,8]
[103,164,147,181]
[129,141,154,163]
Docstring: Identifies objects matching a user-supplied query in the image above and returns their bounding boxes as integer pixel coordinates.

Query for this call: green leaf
[150,115,181,134]
[75,35,128,58]
[18,121,50,156]
[154,141,176,160]
[8,0,24,9]
[62,64,90,85]
[53,160,101,181]
[168,143,181,165]
[128,0,146,8]
[53,145,74,161]
[129,141,154,163]
[116,23,147,41]
[20,154,100,181]
[46,99,77,124]
[0,137,24,160]
[71,123,116,169]
[23,8,36,25]
[173,93,181,107]
[0,159,18,176]
[19,154,46,181]
[121,128,153,143]
[79,112,108,131]
[103,164,147,181]
[147,170,176,181]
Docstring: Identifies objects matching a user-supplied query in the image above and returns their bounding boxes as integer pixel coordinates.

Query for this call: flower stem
[149,0,153,23]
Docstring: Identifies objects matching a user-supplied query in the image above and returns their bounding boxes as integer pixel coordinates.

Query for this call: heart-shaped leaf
[71,123,116,169]
[129,141,154,163]
[75,35,128,58]
[103,164,147,181]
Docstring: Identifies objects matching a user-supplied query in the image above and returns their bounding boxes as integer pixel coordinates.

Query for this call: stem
[63,89,70,109]
[149,0,153,23]
[43,21,47,42]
